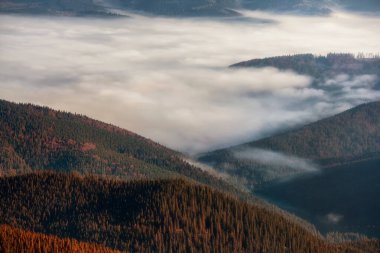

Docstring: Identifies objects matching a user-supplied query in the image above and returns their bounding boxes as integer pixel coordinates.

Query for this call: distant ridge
[231,53,380,87]
[1,0,380,17]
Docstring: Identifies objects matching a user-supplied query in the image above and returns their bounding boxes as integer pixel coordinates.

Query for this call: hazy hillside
[242,0,380,14]
[199,101,380,186]
[241,0,333,15]
[0,0,240,16]
[0,99,240,195]
[237,101,380,164]
[0,224,121,253]
[114,0,240,16]
[0,172,378,253]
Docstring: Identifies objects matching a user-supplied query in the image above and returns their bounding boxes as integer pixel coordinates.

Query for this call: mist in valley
[1,10,380,155]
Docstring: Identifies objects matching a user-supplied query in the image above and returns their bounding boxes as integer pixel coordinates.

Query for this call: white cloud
[233,148,319,172]
[0,11,380,154]
[326,213,344,224]
[324,74,378,88]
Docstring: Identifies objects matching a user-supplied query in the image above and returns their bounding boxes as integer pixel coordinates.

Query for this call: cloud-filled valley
[1,11,380,154]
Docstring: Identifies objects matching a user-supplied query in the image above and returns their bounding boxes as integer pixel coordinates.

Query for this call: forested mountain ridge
[231,53,380,87]
[0,99,240,195]
[0,172,379,253]
[199,101,380,186]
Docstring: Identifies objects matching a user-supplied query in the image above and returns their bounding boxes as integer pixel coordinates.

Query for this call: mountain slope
[0,224,121,253]
[236,101,380,164]
[0,99,239,195]
[1,172,378,252]
[199,101,380,186]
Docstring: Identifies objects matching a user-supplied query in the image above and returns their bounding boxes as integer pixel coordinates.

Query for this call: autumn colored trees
[0,172,378,253]
[0,99,239,196]
[0,225,120,253]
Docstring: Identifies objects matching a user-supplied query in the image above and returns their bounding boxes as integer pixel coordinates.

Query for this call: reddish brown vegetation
[0,224,121,253]
[80,142,97,152]
[0,172,379,253]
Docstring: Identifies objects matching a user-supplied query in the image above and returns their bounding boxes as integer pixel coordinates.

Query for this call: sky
[0,11,380,154]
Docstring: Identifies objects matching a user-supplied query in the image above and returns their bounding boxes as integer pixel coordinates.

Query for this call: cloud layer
[1,11,380,154]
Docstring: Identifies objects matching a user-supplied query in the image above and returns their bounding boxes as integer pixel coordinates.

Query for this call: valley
[0,1,380,252]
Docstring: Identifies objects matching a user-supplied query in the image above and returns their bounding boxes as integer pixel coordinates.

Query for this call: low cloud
[324,74,378,88]
[326,213,344,224]
[0,11,380,154]
[233,148,319,172]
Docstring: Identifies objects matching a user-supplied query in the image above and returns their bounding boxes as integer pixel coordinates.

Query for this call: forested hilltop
[0,172,379,253]
[0,99,239,196]
[199,101,380,185]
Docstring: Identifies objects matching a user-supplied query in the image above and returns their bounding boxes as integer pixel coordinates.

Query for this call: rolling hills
[1,171,379,252]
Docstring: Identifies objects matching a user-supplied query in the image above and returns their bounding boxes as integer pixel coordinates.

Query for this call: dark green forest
[1,172,379,253]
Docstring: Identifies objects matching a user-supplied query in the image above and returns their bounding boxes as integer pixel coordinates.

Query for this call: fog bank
[1,11,380,154]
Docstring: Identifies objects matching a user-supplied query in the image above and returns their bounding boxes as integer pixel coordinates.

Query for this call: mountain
[199,101,380,186]
[230,101,380,164]
[336,0,380,13]
[199,101,380,237]
[231,53,380,88]
[1,0,379,17]
[241,0,333,15]
[1,171,379,252]
[112,0,241,16]
[0,99,241,196]
[0,0,241,16]
[242,0,380,15]
[0,224,121,253]
[0,0,113,16]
